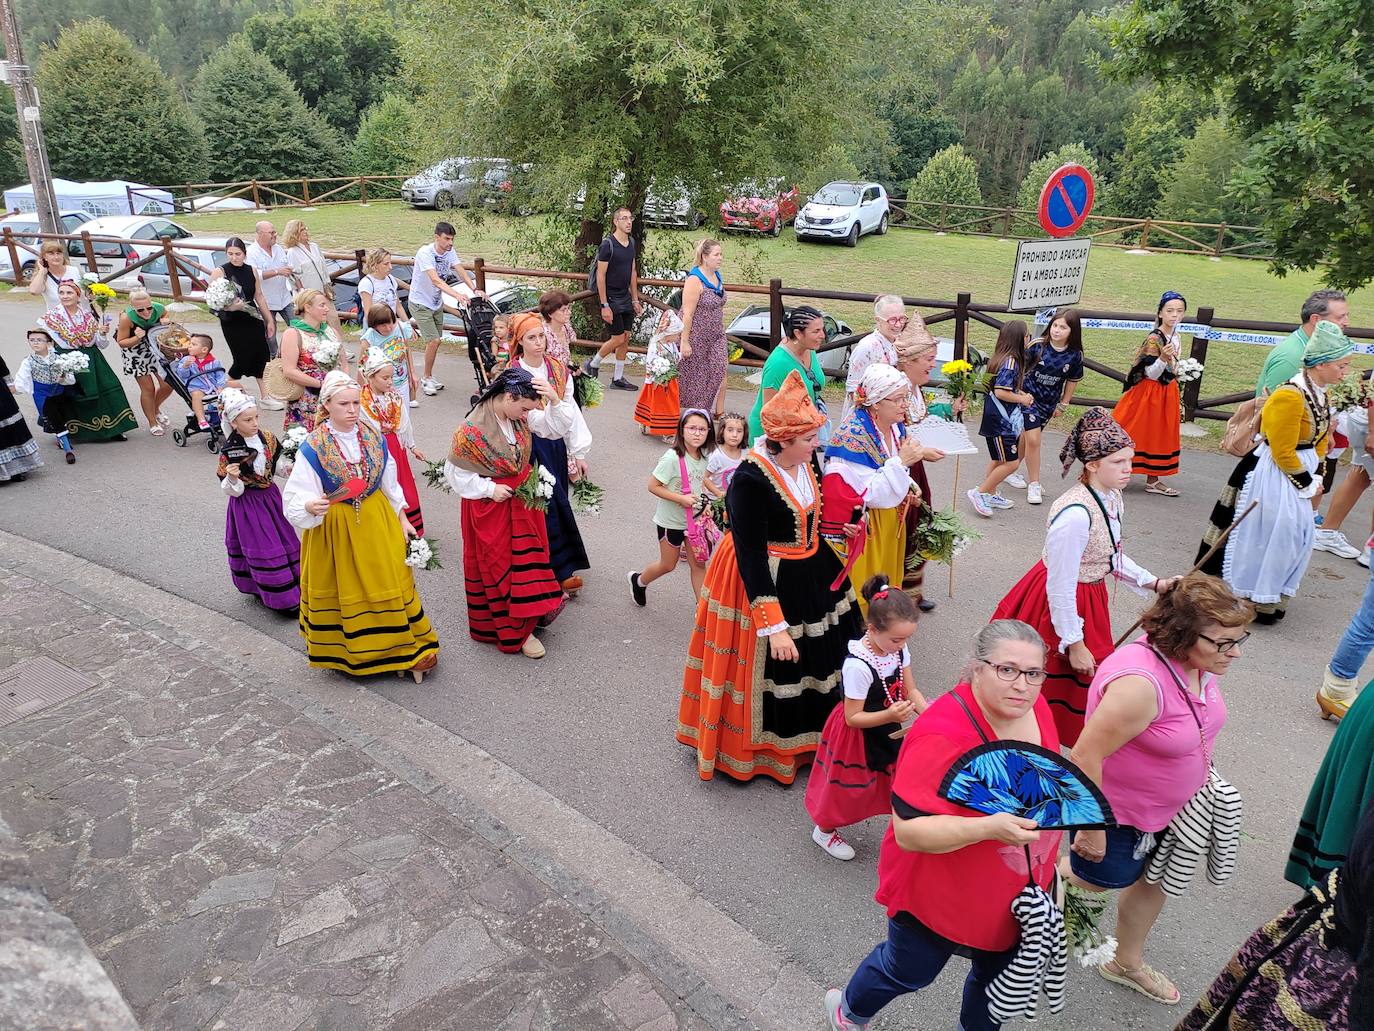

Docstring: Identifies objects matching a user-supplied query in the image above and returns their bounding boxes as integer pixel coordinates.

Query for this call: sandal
[1144,482,1179,497]
[1098,960,1180,1005]
[149,425,165,437]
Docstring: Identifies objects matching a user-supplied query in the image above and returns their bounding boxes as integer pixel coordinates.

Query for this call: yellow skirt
[299,492,439,675]
[830,506,906,617]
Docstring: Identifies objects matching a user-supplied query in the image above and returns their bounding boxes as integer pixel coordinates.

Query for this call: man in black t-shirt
[581,207,642,390]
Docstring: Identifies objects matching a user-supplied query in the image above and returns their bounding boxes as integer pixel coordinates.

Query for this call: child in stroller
[163,332,226,449]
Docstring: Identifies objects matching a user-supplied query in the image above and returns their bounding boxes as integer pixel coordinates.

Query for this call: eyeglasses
[884,316,909,327]
[134,306,153,314]
[979,659,1047,686]
[1198,632,1250,653]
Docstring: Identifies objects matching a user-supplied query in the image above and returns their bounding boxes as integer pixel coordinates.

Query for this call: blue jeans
[843,915,1015,1030]
[1331,565,1374,680]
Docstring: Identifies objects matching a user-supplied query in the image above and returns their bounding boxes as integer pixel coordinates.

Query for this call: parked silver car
[401,158,514,211]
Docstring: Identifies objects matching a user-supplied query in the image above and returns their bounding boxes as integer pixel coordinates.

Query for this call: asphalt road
[2,292,1370,1030]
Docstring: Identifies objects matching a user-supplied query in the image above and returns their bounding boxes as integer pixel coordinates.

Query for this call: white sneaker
[967,488,993,518]
[408,399,420,408]
[256,396,285,411]
[825,988,869,1030]
[1027,482,1043,505]
[1006,472,1028,489]
[988,493,1015,510]
[1314,528,1363,559]
[812,825,856,861]
[422,377,443,396]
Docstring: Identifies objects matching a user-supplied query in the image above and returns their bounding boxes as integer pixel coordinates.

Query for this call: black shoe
[918,598,936,613]
[113,434,127,441]
[1275,608,1287,621]
[628,571,647,607]
[582,359,601,380]
[65,451,76,464]
[610,377,636,391]
[1254,610,1278,626]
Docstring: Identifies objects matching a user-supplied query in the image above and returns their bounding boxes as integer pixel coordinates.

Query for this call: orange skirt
[1115,379,1180,477]
[635,380,680,436]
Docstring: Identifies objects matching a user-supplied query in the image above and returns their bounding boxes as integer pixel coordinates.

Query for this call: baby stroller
[151,324,223,452]
[462,296,501,405]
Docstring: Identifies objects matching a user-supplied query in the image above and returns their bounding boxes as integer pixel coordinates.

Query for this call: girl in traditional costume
[805,575,927,862]
[1198,320,1351,625]
[508,312,592,594]
[1115,291,1186,495]
[216,388,301,612]
[444,367,570,660]
[12,329,76,463]
[359,351,425,536]
[992,408,1169,746]
[821,362,922,617]
[676,370,862,784]
[283,371,438,681]
[39,281,137,442]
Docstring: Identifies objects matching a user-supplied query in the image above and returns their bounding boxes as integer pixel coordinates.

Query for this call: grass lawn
[183,201,1374,443]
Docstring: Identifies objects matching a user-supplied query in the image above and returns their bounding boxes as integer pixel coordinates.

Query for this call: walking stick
[1111,499,1260,649]
[947,454,961,599]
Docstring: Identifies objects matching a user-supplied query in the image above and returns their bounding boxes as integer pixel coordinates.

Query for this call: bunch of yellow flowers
[940,358,980,402]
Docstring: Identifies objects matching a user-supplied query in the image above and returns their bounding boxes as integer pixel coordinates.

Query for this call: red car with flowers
[719,181,800,237]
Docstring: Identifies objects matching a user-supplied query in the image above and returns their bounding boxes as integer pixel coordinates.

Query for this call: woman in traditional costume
[1114,290,1186,495]
[282,371,438,681]
[39,281,137,442]
[216,388,301,612]
[507,312,592,594]
[676,370,862,784]
[280,289,343,433]
[358,351,425,536]
[1198,320,1351,625]
[992,408,1168,747]
[821,363,921,617]
[444,367,570,660]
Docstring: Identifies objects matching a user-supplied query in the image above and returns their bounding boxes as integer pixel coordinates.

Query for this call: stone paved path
[0,559,709,1030]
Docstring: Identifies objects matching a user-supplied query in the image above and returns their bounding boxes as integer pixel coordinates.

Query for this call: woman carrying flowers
[282,371,438,681]
[39,281,136,442]
[444,367,571,660]
[280,288,346,433]
[208,237,276,403]
[1115,291,1187,496]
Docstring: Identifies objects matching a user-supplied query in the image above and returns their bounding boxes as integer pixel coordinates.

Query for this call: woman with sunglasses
[114,287,174,435]
[1065,574,1254,1007]
[826,620,1061,1031]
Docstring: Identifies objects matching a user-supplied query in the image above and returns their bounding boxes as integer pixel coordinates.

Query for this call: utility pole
[0,0,59,234]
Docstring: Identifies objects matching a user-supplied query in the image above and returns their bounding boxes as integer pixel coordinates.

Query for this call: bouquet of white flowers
[422,459,453,494]
[206,277,247,316]
[514,462,556,512]
[404,536,442,571]
[570,477,604,515]
[277,424,310,459]
[645,350,679,386]
[49,351,90,378]
[312,334,342,371]
[1173,357,1204,383]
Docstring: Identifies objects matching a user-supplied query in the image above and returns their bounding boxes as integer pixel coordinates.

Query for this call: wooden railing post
[163,236,183,302]
[1214,224,1227,256]
[472,256,486,293]
[251,181,262,209]
[1139,219,1152,250]
[301,178,311,205]
[1001,208,1013,238]
[769,278,784,349]
[1182,305,1213,423]
[3,228,20,284]
[953,291,971,361]
[80,231,98,273]
[938,202,947,231]
[359,177,368,204]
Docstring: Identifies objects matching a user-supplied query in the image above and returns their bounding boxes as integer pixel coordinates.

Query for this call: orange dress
[1114,331,1181,478]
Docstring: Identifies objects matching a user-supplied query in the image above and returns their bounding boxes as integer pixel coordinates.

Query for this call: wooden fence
[127,176,412,216]
[9,228,1369,423]
[884,197,1271,260]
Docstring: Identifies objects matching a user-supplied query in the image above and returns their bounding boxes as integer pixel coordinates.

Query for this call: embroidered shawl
[41,306,99,349]
[360,384,402,435]
[449,400,531,477]
[301,422,388,496]
[827,406,903,471]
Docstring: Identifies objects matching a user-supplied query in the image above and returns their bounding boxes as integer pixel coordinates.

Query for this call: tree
[1108,83,1217,217]
[1156,116,1253,224]
[351,97,417,176]
[0,93,26,188]
[883,104,964,188]
[192,40,346,183]
[34,19,209,186]
[1015,142,1106,217]
[907,144,983,209]
[241,6,400,134]
[1111,0,1374,289]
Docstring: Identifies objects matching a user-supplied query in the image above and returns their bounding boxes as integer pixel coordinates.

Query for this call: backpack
[1221,392,1264,458]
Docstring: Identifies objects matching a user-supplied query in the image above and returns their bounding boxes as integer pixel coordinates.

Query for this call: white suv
[794,181,890,247]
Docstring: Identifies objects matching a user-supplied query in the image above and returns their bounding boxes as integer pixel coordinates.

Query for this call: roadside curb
[0,530,822,1030]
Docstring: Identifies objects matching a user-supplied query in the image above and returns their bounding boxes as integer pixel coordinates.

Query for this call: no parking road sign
[1038,164,1095,238]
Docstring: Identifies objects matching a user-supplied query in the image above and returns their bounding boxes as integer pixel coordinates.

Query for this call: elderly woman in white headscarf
[216,387,301,611]
[820,362,924,614]
[282,370,439,682]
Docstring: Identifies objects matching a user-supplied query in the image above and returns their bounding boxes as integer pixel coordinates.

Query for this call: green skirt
[64,346,137,441]
[1285,685,1374,888]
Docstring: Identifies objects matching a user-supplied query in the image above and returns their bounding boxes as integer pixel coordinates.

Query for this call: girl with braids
[282,371,438,681]
[805,575,928,862]
[1115,291,1186,495]
[992,408,1173,747]
[747,305,830,444]
[443,367,571,660]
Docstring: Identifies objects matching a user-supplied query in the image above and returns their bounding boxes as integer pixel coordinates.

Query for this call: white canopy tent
[2,178,175,216]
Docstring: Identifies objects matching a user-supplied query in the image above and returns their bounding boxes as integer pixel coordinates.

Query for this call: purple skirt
[226,483,301,610]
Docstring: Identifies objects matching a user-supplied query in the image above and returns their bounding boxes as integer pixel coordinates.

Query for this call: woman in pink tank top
[1065,574,1254,1007]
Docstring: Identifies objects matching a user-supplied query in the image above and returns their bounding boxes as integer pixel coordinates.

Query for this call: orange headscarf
[509,313,545,361]
[760,370,826,441]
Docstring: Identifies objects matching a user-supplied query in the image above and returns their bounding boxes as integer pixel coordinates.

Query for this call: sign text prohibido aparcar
[1008,238,1091,311]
